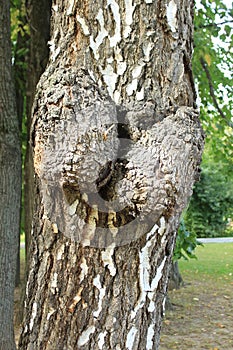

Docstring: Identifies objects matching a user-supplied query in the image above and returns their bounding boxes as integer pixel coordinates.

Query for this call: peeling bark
[19,1,204,349]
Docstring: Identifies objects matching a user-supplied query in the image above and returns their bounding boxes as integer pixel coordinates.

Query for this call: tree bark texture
[0,1,21,349]
[19,1,204,349]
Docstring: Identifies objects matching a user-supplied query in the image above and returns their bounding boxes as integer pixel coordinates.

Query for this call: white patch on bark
[98,331,107,349]
[123,0,136,38]
[126,326,138,350]
[76,15,90,35]
[47,308,56,320]
[88,2,125,100]
[67,0,75,15]
[114,50,127,102]
[114,90,121,104]
[101,64,118,99]
[166,0,177,33]
[107,0,121,47]
[147,296,155,312]
[42,213,49,220]
[90,9,108,60]
[131,223,167,319]
[78,326,96,347]
[131,224,159,319]
[146,324,155,350]
[145,0,153,3]
[158,216,166,235]
[136,88,144,101]
[88,69,96,82]
[50,272,58,294]
[151,256,167,290]
[101,243,116,276]
[146,30,155,37]
[93,275,106,318]
[126,61,148,96]
[143,42,153,62]
[68,199,79,216]
[56,245,65,260]
[117,61,127,75]
[29,302,37,331]
[52,222,58,234]
[82,237,91,247]
[52,4,58,12]
[132,64,144,79]
[126,78,138,96]
[107,57,114,64]
[79,256,88,283]
[82,203,98,246]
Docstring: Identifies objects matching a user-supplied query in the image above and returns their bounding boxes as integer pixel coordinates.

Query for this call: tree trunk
[0,1,21,349]
[19,1,204,349]
[24,0,52,258]
[168,261,184,290]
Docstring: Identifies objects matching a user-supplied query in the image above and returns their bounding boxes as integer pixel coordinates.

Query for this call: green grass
[179,243,233,278]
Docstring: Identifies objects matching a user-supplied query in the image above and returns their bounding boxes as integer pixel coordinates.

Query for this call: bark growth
[19,1,204,349]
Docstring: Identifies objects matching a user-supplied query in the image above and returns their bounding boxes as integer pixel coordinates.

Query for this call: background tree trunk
[168,261,184,291]
[24,0,52,258]
[0,1,21,349]
[19,1,204,349]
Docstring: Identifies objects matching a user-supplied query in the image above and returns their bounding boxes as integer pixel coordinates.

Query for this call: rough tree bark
[19,1,204,349]
[0,0,21,349]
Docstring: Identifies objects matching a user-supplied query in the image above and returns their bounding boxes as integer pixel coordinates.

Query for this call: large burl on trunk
[19,1,204,349]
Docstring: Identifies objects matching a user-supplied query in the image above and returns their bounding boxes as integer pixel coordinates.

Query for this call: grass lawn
[160,243,233,350]
[179,243,233,279]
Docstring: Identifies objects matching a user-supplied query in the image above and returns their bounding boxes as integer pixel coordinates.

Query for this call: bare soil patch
[160,274,233,350]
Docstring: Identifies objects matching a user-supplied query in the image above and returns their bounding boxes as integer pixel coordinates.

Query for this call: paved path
[198,237,233,243]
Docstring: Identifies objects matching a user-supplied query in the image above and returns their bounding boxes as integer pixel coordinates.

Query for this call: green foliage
[193,0,233,164]
[10,0,29,236]
[175,0,233,258]
[173,219,202,261]
[184,166,233,238]
[11,0,29,66]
